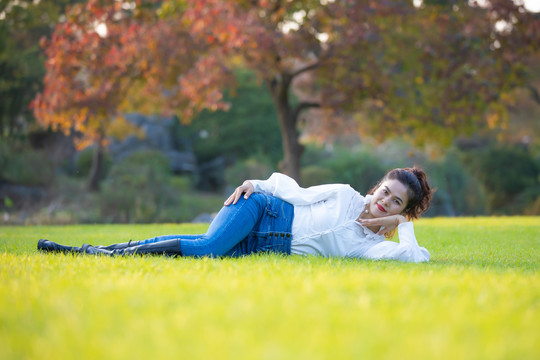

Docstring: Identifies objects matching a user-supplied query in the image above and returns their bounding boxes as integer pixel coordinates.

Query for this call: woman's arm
[356,214,406,236]
[225,172,352,206]
[361,222,430,263]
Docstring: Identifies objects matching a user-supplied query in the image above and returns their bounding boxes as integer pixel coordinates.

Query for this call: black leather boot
[38,239,115,256]
[38,239,82,254]
[112,239,182,257]
[95,240,140,251]
[80,244,114,256]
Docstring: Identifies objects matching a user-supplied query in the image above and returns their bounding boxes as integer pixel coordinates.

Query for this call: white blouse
[250,172,430,263]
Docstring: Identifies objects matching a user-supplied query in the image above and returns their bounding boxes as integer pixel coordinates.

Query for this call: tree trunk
[267,74,304,183]
[527,85,540,106]
[277,108,304,183]
[87,138,104,192]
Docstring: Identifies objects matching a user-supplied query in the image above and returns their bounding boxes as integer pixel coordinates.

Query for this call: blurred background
[1,0,539,224]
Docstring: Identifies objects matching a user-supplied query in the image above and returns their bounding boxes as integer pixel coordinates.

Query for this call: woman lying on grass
[38,167,433,262]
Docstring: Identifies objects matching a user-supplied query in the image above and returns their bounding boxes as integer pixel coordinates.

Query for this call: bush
[169,175,192,193]
[74,146,112,179]
[100,150,177,223]
[155,191,225,223]
[0,142,55,186]
[506,186,540,215]
[301,166,335,187]
[426,151,488,216]
[302,145,387,192]
[463,145,539,214]
[225,156,274,189]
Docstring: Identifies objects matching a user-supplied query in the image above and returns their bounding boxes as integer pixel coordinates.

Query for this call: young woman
[38,167,433,262]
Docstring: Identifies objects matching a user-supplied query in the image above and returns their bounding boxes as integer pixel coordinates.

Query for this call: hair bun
[406,166,433,216]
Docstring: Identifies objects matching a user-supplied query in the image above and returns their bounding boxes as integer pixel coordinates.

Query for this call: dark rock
[107,113,197,174]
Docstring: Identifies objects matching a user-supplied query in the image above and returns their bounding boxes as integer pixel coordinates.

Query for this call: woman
[38,167,433,263]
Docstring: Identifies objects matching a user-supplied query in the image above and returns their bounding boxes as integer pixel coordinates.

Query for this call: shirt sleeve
[362,222,430,263]
[249,172,351,206]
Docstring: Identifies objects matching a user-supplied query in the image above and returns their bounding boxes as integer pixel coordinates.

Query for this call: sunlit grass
[0,217,539,360]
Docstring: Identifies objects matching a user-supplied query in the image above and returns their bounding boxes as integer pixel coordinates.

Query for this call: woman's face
[369,179,409,217]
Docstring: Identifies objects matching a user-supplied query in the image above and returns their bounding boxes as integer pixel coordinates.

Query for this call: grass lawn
[0,217,539,360]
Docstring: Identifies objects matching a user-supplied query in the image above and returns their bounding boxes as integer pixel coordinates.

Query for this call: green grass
[1,217,539,360]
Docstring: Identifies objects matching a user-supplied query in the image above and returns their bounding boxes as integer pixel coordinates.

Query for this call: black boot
[80,244,114,256]
[112,239,182,257]
[38,239,113,256]
[38,239,82,254]
[95,240,140,251]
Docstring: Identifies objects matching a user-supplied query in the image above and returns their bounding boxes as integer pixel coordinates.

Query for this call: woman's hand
[224,181,255,206]
[357,214,407,236]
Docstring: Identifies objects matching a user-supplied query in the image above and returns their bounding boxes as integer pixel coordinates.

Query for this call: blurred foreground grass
[0,217,539,360]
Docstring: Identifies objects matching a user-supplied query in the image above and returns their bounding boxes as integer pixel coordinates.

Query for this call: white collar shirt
[250,172,430,263]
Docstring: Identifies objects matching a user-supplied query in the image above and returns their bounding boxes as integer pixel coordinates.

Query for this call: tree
[31,0,232,190]
[31,1,152,190]
[188,69,283,165]
[34,0,540,185]
[298,0,540,146]
[0,0,84,138]
[158,0,540,180]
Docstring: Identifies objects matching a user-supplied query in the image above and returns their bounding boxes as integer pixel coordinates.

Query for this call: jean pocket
[252,232,289,254]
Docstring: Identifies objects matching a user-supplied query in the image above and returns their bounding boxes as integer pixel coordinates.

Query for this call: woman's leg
[38,195,267,257]
[96,240,140,250]
[137,234,201,245]
[104,195,265,257]
[177,194,266,257]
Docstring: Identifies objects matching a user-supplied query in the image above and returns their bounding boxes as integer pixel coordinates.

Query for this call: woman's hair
[368,167,433,220]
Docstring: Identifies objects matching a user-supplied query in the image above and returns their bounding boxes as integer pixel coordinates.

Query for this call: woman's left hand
[224,181,255,206]
[357,215,407,236]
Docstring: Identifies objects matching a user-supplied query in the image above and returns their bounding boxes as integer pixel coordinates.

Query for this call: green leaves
[31,0,540,182]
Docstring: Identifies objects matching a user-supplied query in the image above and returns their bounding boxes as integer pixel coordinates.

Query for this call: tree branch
[290,62,320,79]
[527,85,540,106]
[293,101,320,120]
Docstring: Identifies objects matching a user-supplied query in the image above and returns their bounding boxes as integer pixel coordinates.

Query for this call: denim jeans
[138,193,294,257]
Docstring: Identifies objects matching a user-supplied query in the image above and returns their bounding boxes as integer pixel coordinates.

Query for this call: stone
[107,113,197,174]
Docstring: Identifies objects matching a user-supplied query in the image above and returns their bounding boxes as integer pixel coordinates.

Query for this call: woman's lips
[377,203,387,213]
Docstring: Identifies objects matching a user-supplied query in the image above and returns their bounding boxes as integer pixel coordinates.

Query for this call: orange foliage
[32,0,540,152]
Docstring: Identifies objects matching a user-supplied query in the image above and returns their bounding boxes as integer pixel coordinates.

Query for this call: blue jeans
[138,193,294,257]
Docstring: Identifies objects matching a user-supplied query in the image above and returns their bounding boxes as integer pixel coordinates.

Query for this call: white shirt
[250,173,430,263]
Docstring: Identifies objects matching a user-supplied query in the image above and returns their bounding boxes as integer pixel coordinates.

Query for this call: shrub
[301,166,335,187]
[100,150,176,223]
[506,186,540,215]
[463,145,539,214]
[0,142,55,186]
[169,175,192,193]
[225,156,274,189]
[304,147,386,192]
[74,146,112,179]
[426,151,488,216]
[302,145,387,190]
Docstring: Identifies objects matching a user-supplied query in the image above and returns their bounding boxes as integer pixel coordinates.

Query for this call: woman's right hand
[224,181,255,206]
